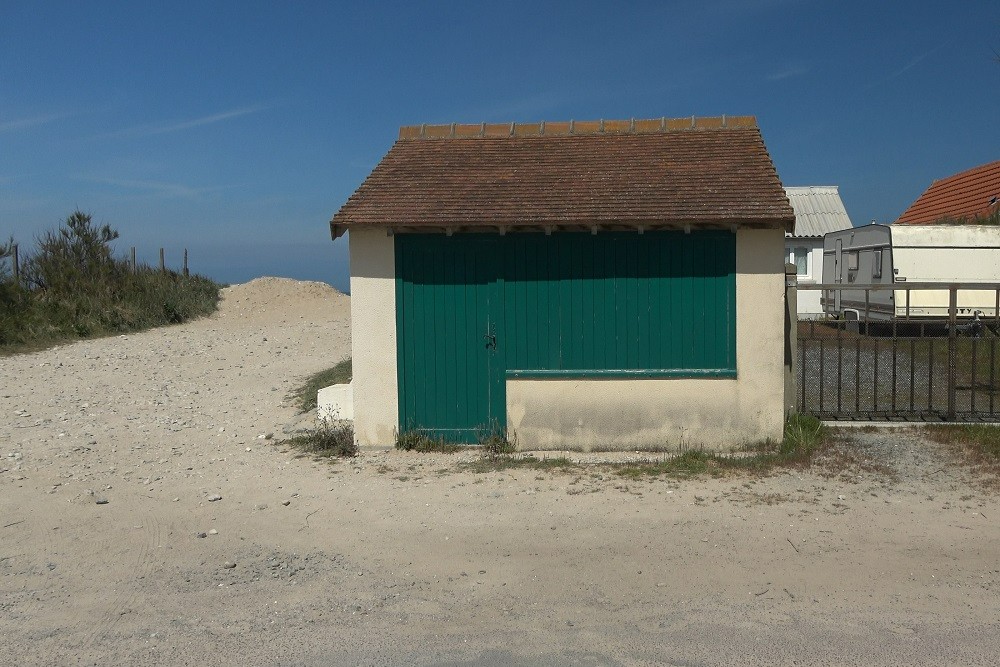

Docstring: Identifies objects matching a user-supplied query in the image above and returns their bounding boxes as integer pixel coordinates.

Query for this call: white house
[784,186,853,318]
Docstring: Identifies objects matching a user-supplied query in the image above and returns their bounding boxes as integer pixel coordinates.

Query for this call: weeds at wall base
[477,422,517,461]
[470,415,829,478]
[389,415,839,480]
[547,416,831,479]
[279,420,357,459]
[924,424,1000,461]
[394,430,463,453]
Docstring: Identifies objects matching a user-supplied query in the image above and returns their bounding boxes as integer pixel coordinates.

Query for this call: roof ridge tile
[398,116,757,140]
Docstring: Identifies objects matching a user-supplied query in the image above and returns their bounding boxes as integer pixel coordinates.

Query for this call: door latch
[483,333,497,350]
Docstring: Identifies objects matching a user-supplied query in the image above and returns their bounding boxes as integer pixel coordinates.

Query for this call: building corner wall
[348,228,398,446]
[732,227,786,444]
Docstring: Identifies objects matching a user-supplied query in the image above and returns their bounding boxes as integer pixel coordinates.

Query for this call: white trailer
[821,224,1000,320]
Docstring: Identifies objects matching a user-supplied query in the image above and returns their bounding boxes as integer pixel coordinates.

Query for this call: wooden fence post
[131,247,137,273]
[159,248,165,273]
[11,243,18,285]
[183,249,189,277]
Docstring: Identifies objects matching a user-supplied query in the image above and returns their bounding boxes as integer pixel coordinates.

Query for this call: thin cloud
[863,39,952,90]
[93,103,273,140]
[890,41,950,78]
[73,175,225,199]
[0,112,71,133]
[707,0,801,14]
[767,65,807,81]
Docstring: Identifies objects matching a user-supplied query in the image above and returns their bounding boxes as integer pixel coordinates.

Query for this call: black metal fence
[797,283,1000,421]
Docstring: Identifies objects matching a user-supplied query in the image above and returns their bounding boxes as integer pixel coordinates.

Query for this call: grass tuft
[460,455,578,474]
[279,420,357,459]
[478,422,517,461]
[616,450,720,479]
[780,414,826,461]
[924,424,1000,460]
[395,430,462,453]
[389,416,845,482]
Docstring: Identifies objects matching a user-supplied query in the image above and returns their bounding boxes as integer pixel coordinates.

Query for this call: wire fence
[5,243,190,284]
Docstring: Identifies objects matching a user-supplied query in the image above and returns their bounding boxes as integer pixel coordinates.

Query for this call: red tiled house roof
[896,160,1000,224]
[330,116,794,238]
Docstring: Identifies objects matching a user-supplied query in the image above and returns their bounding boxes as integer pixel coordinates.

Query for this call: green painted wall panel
[499,231,736,374]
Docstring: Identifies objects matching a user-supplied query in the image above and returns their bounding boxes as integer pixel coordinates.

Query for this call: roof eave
[330,220,347,240]
[330,217,794,237]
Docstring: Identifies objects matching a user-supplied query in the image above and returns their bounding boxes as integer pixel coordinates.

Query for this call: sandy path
[2,278,999,666]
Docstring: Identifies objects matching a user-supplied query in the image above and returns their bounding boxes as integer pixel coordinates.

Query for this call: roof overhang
[331,219,791,240]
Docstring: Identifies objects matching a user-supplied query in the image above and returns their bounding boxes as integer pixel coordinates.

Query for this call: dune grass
[291,358,352,412]
[1,211,220,353]
[924,424,1000,480]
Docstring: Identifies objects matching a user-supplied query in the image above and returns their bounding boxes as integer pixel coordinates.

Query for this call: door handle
[483,333,497,350]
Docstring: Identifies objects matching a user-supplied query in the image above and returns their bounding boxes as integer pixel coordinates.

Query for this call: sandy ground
[2,277,999,667]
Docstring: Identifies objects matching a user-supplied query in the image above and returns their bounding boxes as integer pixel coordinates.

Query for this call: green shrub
[931,209,1000,226]
[22,211,123,296]
[1,211,221,351]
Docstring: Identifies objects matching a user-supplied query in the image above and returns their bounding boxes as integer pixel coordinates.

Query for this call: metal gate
[796,283,1000,421]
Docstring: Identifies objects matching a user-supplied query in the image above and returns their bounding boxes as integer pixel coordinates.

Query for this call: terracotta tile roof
[896,160,1000,224]
[330,116,794,237]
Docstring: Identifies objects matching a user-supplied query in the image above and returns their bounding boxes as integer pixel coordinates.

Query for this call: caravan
[821,224,1000,320]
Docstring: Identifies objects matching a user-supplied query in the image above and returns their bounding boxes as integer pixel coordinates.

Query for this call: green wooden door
[395,235,505,443]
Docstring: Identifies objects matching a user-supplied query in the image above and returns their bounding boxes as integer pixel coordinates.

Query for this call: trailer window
[848,251,859,271]
[872,250,882,278]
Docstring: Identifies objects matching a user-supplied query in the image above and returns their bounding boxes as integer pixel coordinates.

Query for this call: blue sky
[2,1,998,292]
